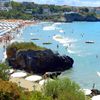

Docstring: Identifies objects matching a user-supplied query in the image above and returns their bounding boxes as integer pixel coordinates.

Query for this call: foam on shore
[53,34,77,47]
[53,34,84,55]
[43,25,56,31]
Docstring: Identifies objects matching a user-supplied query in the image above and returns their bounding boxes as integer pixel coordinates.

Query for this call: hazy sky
[13,0,100,7]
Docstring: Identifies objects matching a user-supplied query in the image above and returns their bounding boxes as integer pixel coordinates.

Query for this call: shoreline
[0,19,38,62]
[0,19,100,97]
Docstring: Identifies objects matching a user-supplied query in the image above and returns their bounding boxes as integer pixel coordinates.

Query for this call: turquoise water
[2,22,100,89]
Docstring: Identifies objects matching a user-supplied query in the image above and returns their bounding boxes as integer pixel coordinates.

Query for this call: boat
[31,38,39,40]
[43,42,52,45]
[97,72,100,77]
[85,41,94,44]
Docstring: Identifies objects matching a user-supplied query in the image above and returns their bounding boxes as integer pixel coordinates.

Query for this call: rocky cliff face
[6,48,74,74]
[64,13,100,22]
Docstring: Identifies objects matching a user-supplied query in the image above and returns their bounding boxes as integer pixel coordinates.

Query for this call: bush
[0,78,51,100]
[0,79,24,100]
[29,91,51,100]
[0,63,10,81]
[43,78,86,100]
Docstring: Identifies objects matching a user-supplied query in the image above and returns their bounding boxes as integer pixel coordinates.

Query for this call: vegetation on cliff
[0,70,89,100]
[7,42,45,51]
[43,78,86,100]
[0,70,87,100]
[0,1,99,21]
[0,79,25,100]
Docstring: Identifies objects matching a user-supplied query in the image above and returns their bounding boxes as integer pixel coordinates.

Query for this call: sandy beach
[0,19,38,61]
[0,19,43,92]
[0,19,37,45]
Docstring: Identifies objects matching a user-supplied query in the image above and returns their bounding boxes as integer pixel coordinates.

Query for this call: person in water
[57,44,59,49]
[81,33,84,37]
[96,55,98,58]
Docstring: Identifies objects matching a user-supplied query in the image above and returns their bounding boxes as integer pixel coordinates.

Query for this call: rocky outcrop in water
[6,48,74,74]
[64,13,100,22]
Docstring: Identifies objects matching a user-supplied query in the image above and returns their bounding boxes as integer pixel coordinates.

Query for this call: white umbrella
[6,69,15,74]
[92,95,100,100]
[83,89,92,95]
[39,79,47,86]
[39,78,54,86]
[9,69,15,74]
[11,71,27,78]
[25,75,42,82]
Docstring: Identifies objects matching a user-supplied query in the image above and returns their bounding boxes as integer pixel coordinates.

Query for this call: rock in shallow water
[7,49,74,74]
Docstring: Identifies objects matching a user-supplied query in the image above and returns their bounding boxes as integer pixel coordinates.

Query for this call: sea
[1,21,100,89]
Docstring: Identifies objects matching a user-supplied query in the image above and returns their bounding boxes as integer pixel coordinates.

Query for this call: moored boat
[85,41,94,44]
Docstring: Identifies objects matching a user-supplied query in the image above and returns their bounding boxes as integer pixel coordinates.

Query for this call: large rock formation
[64,13,100,22]
[6,48,74,74]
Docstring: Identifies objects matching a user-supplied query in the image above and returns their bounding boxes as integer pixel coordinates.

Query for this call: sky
[13,0,100,7]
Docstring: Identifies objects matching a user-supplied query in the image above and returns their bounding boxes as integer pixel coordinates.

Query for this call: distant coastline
[1,1,100,23]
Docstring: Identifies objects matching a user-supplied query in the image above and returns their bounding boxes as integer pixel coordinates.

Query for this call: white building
[0,0,11,11]
[95,8,100,14]
[88,7,95,13]
[43,8,51,15]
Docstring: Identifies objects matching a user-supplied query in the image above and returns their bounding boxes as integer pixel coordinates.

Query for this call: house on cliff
[0,0,12,11]
[95,8,100,14]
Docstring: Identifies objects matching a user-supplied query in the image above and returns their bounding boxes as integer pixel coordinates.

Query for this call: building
[43,8,51,15]
[0,0,11,11]
[88,7,95,13]
[95,8,100,14]
[24,9,33,14]
[64,11,78,15]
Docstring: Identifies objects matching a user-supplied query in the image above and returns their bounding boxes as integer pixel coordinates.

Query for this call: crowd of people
[0,19,36,47]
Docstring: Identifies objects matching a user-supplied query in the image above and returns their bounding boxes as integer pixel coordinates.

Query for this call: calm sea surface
[1,22,100,89]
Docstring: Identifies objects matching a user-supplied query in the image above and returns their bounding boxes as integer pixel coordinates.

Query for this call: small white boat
[59,30,64,33]
[85,41,94,44]
[97,72,100,76]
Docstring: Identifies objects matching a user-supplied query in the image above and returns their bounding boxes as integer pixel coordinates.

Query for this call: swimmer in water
[57,44,59,48]
[96,55,98,58]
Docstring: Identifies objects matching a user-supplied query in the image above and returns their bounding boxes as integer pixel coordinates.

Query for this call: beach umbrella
[39,79,47,86]
[11,71,27,78]
[9,69,15,74]
[6,69,15,74]
[6,69,14,74]
[25,75,42,82]
[39,78,53,86]
[92,95,100,100]
[83,89,92,95]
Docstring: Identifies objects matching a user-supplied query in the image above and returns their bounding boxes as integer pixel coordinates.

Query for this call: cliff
[64,13,100,22]
[6,42,74,74]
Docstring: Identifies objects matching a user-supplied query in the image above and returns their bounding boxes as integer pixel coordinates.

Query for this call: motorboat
[85,41,94,44]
